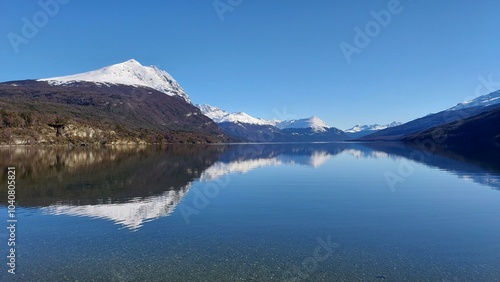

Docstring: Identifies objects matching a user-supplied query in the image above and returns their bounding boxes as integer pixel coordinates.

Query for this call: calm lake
[1,143,500,281]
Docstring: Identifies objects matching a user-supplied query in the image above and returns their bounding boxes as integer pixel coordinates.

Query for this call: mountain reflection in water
[1,142,499,230]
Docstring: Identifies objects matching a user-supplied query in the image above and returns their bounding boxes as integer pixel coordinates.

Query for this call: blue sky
[1,0,500,129]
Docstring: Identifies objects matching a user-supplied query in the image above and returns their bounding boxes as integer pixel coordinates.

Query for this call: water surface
[1,143,500,281]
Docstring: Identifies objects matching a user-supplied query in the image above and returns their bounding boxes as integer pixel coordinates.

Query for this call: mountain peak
[122,58,141,65]
[112,59,142,68]
[276,116,329,132]
[38,59,191,103]
[197,104,275,126]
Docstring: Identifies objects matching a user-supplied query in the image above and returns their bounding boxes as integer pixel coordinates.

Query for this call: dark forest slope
[0,80,230,145]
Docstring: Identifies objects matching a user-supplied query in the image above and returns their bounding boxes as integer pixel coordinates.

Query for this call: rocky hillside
[0,80,230,145]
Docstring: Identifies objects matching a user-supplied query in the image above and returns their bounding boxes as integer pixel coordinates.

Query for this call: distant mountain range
[0,59,498,146]
[344,122,402,139]
[197,103,332,132]
[198,87,500,144]
[198,104,348,142]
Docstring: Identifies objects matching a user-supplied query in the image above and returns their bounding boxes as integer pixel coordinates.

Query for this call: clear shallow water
[1,143,500,281]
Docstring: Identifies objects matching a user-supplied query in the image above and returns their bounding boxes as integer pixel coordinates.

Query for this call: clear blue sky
[1,0,500,129]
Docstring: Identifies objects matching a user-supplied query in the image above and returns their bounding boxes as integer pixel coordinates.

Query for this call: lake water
[1,143,500,281]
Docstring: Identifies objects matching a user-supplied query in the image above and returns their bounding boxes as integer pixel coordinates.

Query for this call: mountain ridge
[447,90,500,111]
[197,104,347,141]
[39,59,191,103]
[197,104,276,126]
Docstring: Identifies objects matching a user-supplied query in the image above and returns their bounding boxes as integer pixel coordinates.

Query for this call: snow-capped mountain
[197,105,332,132]
[197,104,275,125]
[38,59,191,103]
[447,90,500,111]
[276,116,329,133]
[197,104,348,141]
[344,122,402,139]
[345,122,402,133]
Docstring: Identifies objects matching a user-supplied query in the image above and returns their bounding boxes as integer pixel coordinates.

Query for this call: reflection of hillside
[362,142,500,190]
[42,187,190,230]
[0,145,225,206]
[0,145,148,176]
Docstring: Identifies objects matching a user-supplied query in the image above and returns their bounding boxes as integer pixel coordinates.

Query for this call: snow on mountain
[276,116,329,132]
[197,104,228,122]
[447,90,500,111]
[197,105,336,134]
[197,104,276,126]
[345,122,401,133]
[38,59,191,103]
